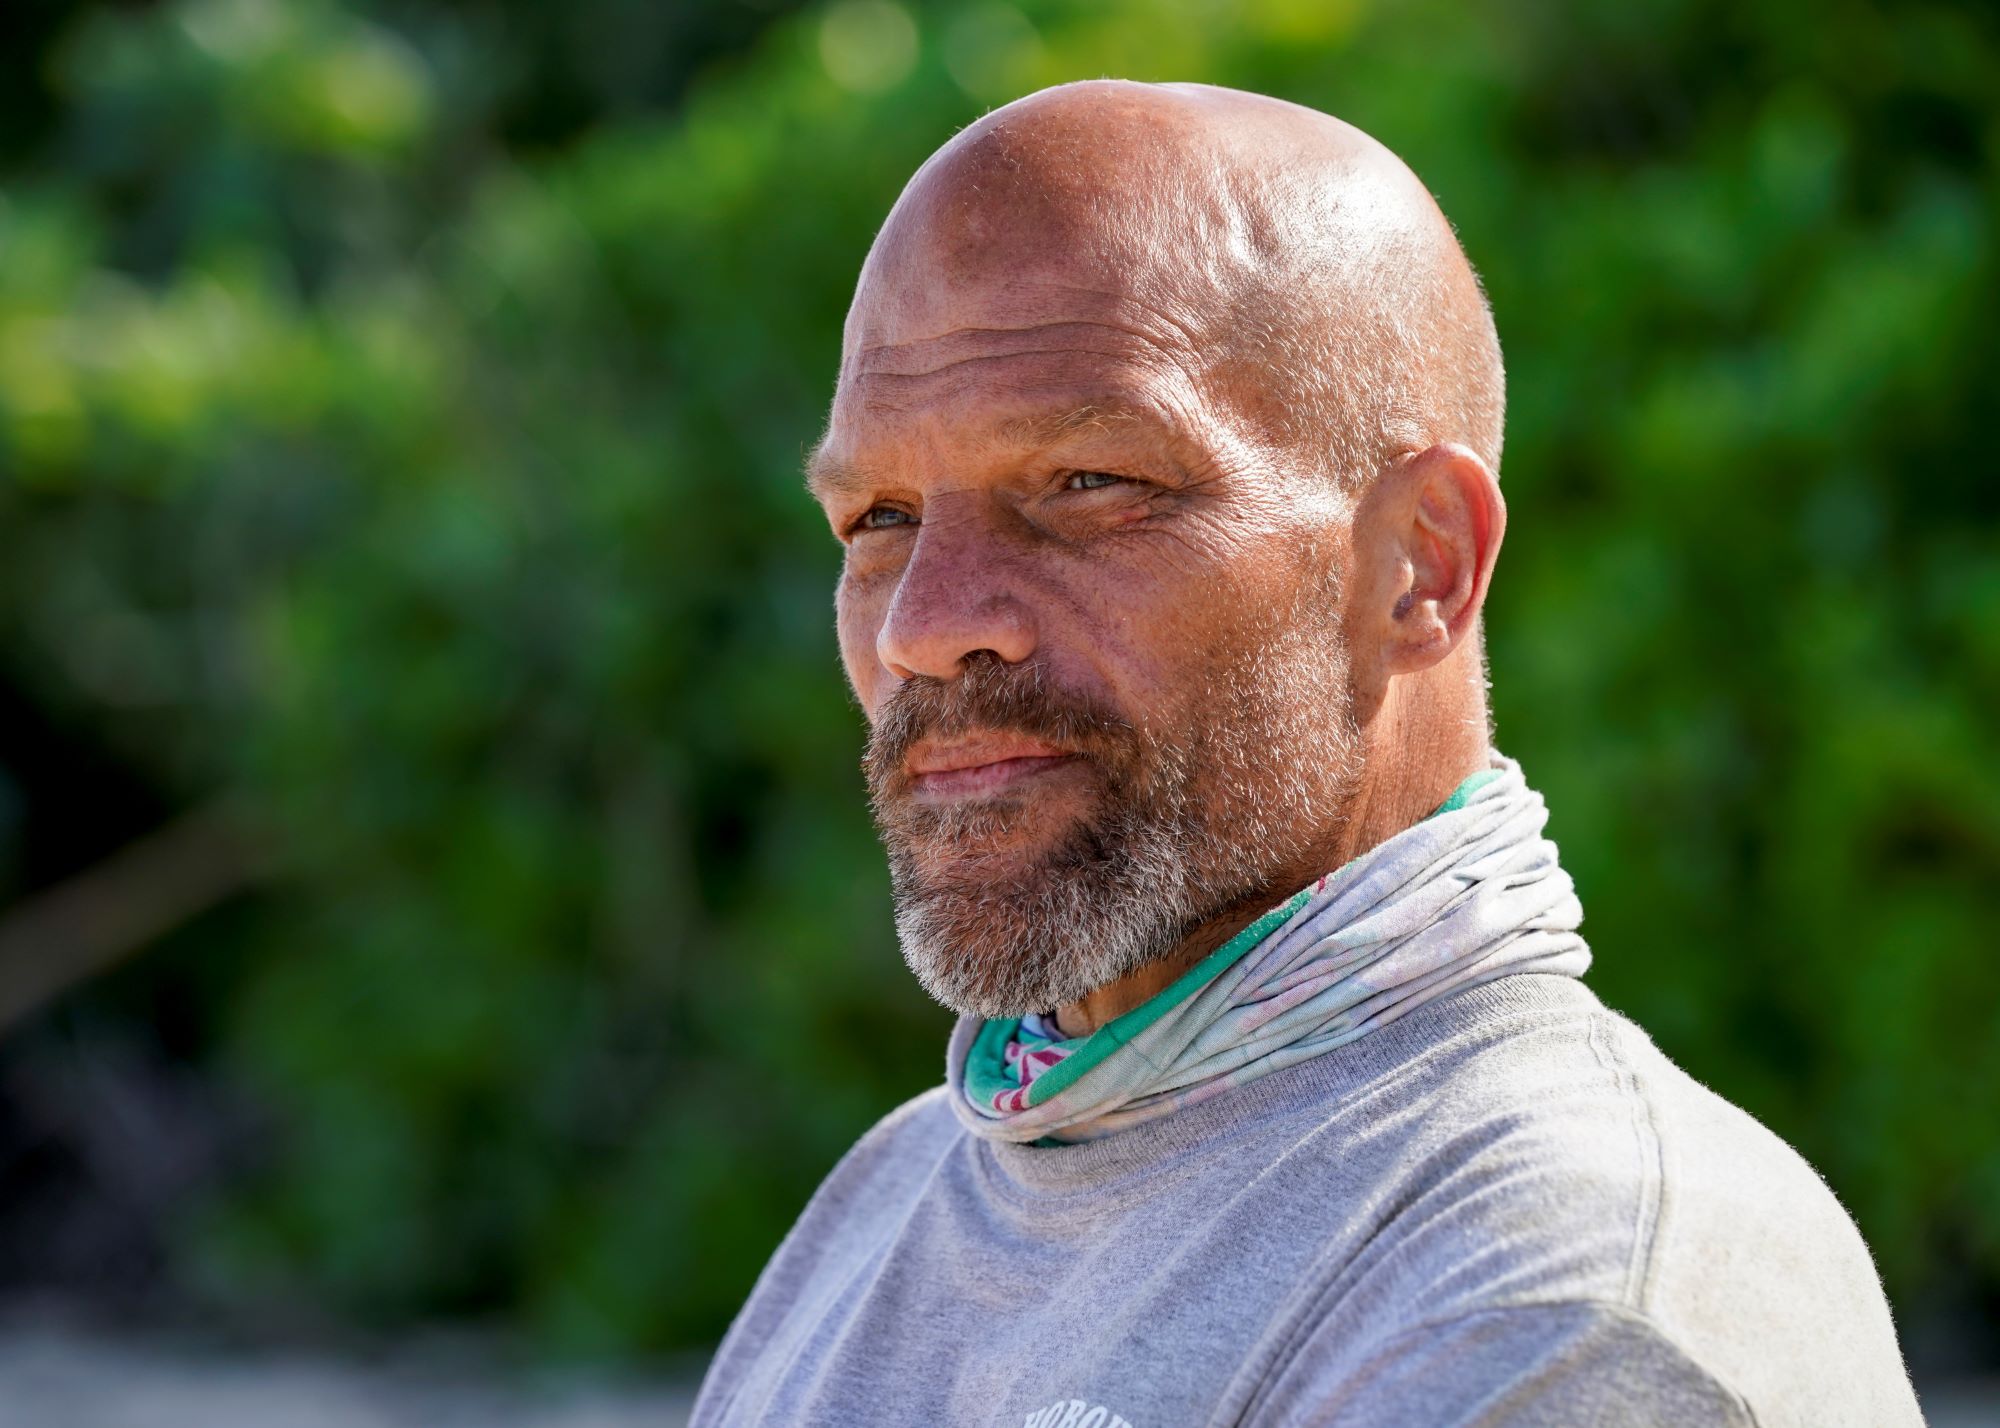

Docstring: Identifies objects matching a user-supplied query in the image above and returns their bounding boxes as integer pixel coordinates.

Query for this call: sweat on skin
[691,80,1923,1427]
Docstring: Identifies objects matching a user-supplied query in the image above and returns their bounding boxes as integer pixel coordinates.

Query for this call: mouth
[904,732,1081,801]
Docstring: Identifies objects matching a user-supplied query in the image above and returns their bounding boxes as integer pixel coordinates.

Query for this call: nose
[874,505,1037,681]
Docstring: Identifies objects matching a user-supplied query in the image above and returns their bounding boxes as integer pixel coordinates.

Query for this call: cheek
[1042,555,1219,728]
[834,577,887,710]
[1098,532,1347,695]
[1080,523,1286,641]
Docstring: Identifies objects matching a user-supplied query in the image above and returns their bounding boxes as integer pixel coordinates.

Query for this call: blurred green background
[0,0,1994,1374]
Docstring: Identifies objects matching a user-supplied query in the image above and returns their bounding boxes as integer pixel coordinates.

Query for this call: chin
[886,833,1198,1021]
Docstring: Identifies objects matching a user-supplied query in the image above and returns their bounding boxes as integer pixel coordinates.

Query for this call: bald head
[841,80,1504,488]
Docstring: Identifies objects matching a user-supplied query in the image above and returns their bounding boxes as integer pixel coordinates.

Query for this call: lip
[906,732,1079,799]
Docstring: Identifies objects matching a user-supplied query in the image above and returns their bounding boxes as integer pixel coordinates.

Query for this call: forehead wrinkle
[854,349,1107,387]
[852,314,1200,384]
[855,321,1091,357]
[842,347,1210,436]
[856,273,1212,365]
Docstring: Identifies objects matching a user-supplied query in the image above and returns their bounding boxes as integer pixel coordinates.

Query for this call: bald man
[691,83,1922,1428]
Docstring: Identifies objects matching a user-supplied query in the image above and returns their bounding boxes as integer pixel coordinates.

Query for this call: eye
[853,505,915,533]
[1063,470,1126,491]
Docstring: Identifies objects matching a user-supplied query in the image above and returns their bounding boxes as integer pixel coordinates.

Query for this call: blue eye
[1065,471,1124,491]
[857,506,914,531]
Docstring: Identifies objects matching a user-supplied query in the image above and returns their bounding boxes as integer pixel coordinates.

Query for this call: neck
[1051,667,1487,1039]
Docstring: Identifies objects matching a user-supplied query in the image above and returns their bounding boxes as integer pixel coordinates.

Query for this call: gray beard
[876,635,1362,1021]
[886,763,1210,1019]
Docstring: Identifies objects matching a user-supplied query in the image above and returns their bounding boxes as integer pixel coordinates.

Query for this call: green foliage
[1,0,1994,1357]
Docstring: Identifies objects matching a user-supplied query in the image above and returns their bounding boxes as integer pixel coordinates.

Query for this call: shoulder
[1585,1001,1894,1318]
[1279,977,1919,1424]
[694,1085,963,1418]
[744,1088,960,1288]
[1304,979,1881,1311]
[1284,978,1680,1313]
[833,1084,962,1190]
[784,1084,962,1255]
[1590,1010,1922,1424]
[826,1082,962,1181]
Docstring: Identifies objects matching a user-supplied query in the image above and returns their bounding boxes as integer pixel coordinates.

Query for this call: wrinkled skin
[810,81,1508,1034]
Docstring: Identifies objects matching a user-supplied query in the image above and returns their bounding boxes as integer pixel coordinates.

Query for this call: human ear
[1348,442,1506,690]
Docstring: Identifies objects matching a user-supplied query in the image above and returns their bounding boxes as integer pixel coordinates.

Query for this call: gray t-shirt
[692,975,1922,1427]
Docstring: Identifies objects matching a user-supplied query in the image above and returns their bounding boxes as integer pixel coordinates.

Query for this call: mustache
[863,655,1137,795]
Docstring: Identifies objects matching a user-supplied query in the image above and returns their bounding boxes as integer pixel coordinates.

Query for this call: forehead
[841,140,1233,362]
[818,105,1288,489]
[818,235,1231,478]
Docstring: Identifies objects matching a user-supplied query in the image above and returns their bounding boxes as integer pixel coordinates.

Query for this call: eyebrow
[802,398,1168,504]
[994,401,1147,446]
[803,440,868,503]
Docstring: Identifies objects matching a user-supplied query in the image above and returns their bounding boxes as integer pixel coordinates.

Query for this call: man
[691,81,1922,1427]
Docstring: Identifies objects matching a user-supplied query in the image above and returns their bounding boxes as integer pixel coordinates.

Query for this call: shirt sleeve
[1258,1300,1758,1428]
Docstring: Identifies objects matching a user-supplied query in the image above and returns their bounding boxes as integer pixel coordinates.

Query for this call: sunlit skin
[811,81,1507,1037]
